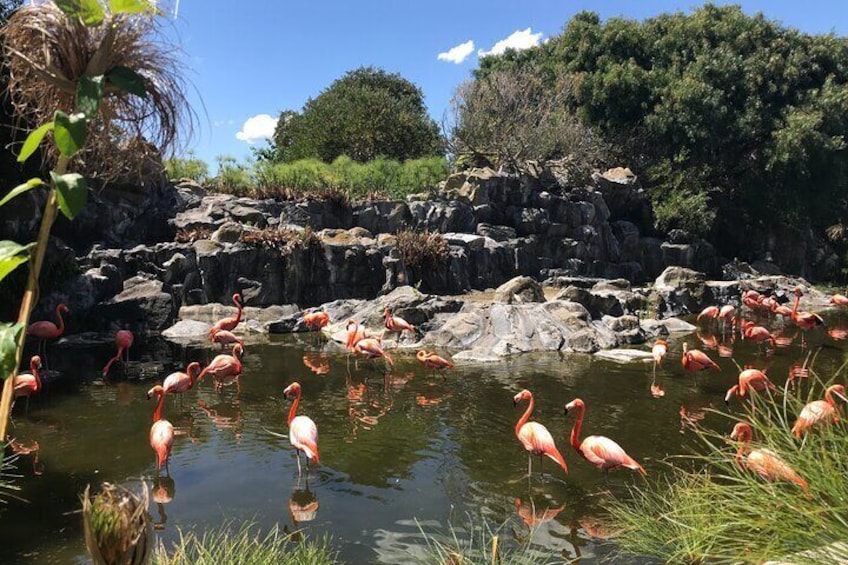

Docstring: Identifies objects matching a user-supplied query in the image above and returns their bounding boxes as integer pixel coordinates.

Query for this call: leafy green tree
[271,67,443,163]
[474,4,848,241]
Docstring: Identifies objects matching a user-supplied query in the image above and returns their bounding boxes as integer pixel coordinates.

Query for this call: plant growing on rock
[240,226,322,256]
[0,0,189,440]
[395,230,450,272]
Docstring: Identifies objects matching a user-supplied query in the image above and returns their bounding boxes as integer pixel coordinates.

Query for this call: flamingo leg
[527,454,532,478]
[296,450,303,477]
[25,395,30,416]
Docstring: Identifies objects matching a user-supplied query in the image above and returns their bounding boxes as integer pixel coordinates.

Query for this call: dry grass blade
[2,2,194,181]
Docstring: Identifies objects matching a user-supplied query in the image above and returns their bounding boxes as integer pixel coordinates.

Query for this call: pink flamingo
[725,368,776,406]
[771,301,794,319]
[740,320,776,352]
[148,385,174,475]
[283,382,320,476]
[13,355,42,413]
[383,307,416,335]
[209,293,244,336]
[681,342,720,374]
[512,389,568,477]
[718,305,736,332]
[651,340,667,372]
[564,398,645,475]
[344,320,367,352]
[161,361,202,397]
[730,423,809,494]
[210,328,243,350]
[416,349,454,376]
[197,344,244,390]
[303,311,330,331]
[791,287,824,347]
[830,294,848,307]
[353,338,393,367]
[696,306,719,325]
[101,330,134,377]
[27,303,68,364]
[791,384,847,438]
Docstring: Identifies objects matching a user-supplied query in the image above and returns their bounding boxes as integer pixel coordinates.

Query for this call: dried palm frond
[82,482,152,565]
[2,1,194,182]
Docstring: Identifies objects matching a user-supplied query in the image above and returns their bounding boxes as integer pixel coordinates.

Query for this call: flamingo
[148,385,174,475]
[742,290,761,311]
[283,382,320,476]
[791,384,847,438]
[27,303,68,364]
[196,344,244,390]
[209,293,244,336]
[771,301,794,319]
[353,337,393,367]
[101,330,134,377]
[740,320,776,351]
[730,422,809,494]
[564,398,645,475]
[210,328,243,350]
[791,287,824,346]
[303,311,330,331]
[161,361,202,396]
[681,342,720,374]
[13,355,42,413]
[830,294,848,307]
[725,368,776,406]
[718,305,736,332]
[696,306,719,324]
[344,320,367,352]
[651,340,667,373]
[383,307,416,336]
[416,349,454,376]
[512,389,568,477]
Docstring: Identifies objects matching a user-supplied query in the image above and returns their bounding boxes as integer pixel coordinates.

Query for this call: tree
[270,67,443,163]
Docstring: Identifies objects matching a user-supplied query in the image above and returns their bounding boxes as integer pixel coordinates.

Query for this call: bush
[165,152,209,183]
[396,230,450,272]
[240,227,322,256]
[212,155,251,194]
[607,372,848,563]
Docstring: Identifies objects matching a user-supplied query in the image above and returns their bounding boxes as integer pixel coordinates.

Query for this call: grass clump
[82,482,152,565]
[152,521,337,565]
[240,226,322,256]
[174,227,213,243]
[396,230,450,272]
[607,370,848,564]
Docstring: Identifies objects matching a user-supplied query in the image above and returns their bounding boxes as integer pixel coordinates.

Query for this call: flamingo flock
[13,282,848,535]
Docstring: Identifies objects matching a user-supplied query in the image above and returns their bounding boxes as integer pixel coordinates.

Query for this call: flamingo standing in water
[681,342,720,374]
[303,311,330,331]
[791,384,847,438]
[353,338,393,368]
[27,303,68,365]
[209,293,244,336]
[791,287,825,347]
[564,398,645,475]
[416,350,454,377]
[725,368,776,406]
[651,339,667,375]
[148,385,174,475]
[197,344,244,391]
[283,382,320,476]
[718,305,736,333]
[740,320,776,352]
[730,422,809,494]
[210,328,243,350]
[512,389,568,477]
[830,294,848,307]
[101,330,134,378]
[13,355,42,413]
[383,307,416,338]
[344,320,367,352]
[696,306,719,326]
[161,361,202,398]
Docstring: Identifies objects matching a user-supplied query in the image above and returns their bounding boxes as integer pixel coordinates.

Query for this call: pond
[2,314,847,564]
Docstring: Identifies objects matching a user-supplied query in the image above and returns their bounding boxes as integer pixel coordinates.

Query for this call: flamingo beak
[563,406,570,416]
[512,399,518,407]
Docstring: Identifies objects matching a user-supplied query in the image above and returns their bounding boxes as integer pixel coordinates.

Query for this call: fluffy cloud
[478,28,543,57]
[235,114,277,144]
[437,40,475,64]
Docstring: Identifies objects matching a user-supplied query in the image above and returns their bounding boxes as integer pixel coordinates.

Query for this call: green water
[2,316,847,564]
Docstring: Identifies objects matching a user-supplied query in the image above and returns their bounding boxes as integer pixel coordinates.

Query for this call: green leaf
[54,111,88,157]
[51,172,89,220]
[0,178,44,208]
[17,122,54,163]
[77,75,105,119]
[54,0,105,26]
[106,66,147,98]
[0,323,24,380]
[108,0,155,15]
[0,240,35,282]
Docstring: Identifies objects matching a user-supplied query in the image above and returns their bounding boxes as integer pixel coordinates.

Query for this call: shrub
[212,155,251,195]
[396,230,450,272]
[240,227,322,256]
[165,151,209,183]
[174,227,213,243]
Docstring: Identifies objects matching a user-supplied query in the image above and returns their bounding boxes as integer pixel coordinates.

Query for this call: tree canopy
[473,4,848,242]
[269,67,443,164]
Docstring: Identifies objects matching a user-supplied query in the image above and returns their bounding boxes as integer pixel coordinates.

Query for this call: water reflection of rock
[151,475,175,530]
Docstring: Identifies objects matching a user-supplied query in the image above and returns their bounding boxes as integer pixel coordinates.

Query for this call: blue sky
[165,1,847,170]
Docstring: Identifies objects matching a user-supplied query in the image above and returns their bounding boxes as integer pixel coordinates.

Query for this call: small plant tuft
[174,227,213,243]
[82,482,151,565]
[395,230,450,272]
[240,226,322,256]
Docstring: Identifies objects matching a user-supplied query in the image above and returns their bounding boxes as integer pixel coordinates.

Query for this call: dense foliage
[268,67,443,163]
[474,4,848,241]
[164,151,208,183]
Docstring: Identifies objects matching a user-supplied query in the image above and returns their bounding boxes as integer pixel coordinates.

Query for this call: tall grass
[152,521,337,565]
[607,369,848,564]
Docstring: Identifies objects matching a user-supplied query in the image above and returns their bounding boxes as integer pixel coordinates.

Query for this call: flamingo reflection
[288,481,319,529]
[514,497,565,528]
[679,405,706,434]
[150,475,175,530]
[197,398,243,440]
[302,354,330,375]
[6,437,43,475]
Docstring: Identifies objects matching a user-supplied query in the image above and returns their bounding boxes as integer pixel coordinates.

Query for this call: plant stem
[0,155,69,441]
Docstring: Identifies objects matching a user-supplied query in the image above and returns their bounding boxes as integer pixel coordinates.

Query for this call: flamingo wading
[564,398,645,475]
[512,389,568,477]
[283,382,320,476]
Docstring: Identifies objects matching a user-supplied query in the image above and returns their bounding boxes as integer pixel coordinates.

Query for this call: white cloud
[437,40,475,64]
[478,28,544,57]
[235,114,277,144]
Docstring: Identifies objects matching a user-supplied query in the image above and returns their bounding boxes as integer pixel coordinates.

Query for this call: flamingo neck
[570,404,585,452]
[31,360,41,392]
[152,392,165,422]
[188,363,200,386]
[825,388,841,408]
[288,391,300,426]
[233,296,243,325]
[735,430,751,462]
[55,306,65,335]
[515,394,534,437]
[792,295,800,319]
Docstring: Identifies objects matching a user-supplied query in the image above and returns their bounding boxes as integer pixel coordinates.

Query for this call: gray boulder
[493,276,545,304]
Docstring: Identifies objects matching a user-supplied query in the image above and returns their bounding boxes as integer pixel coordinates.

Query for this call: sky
[162,1,848,170]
